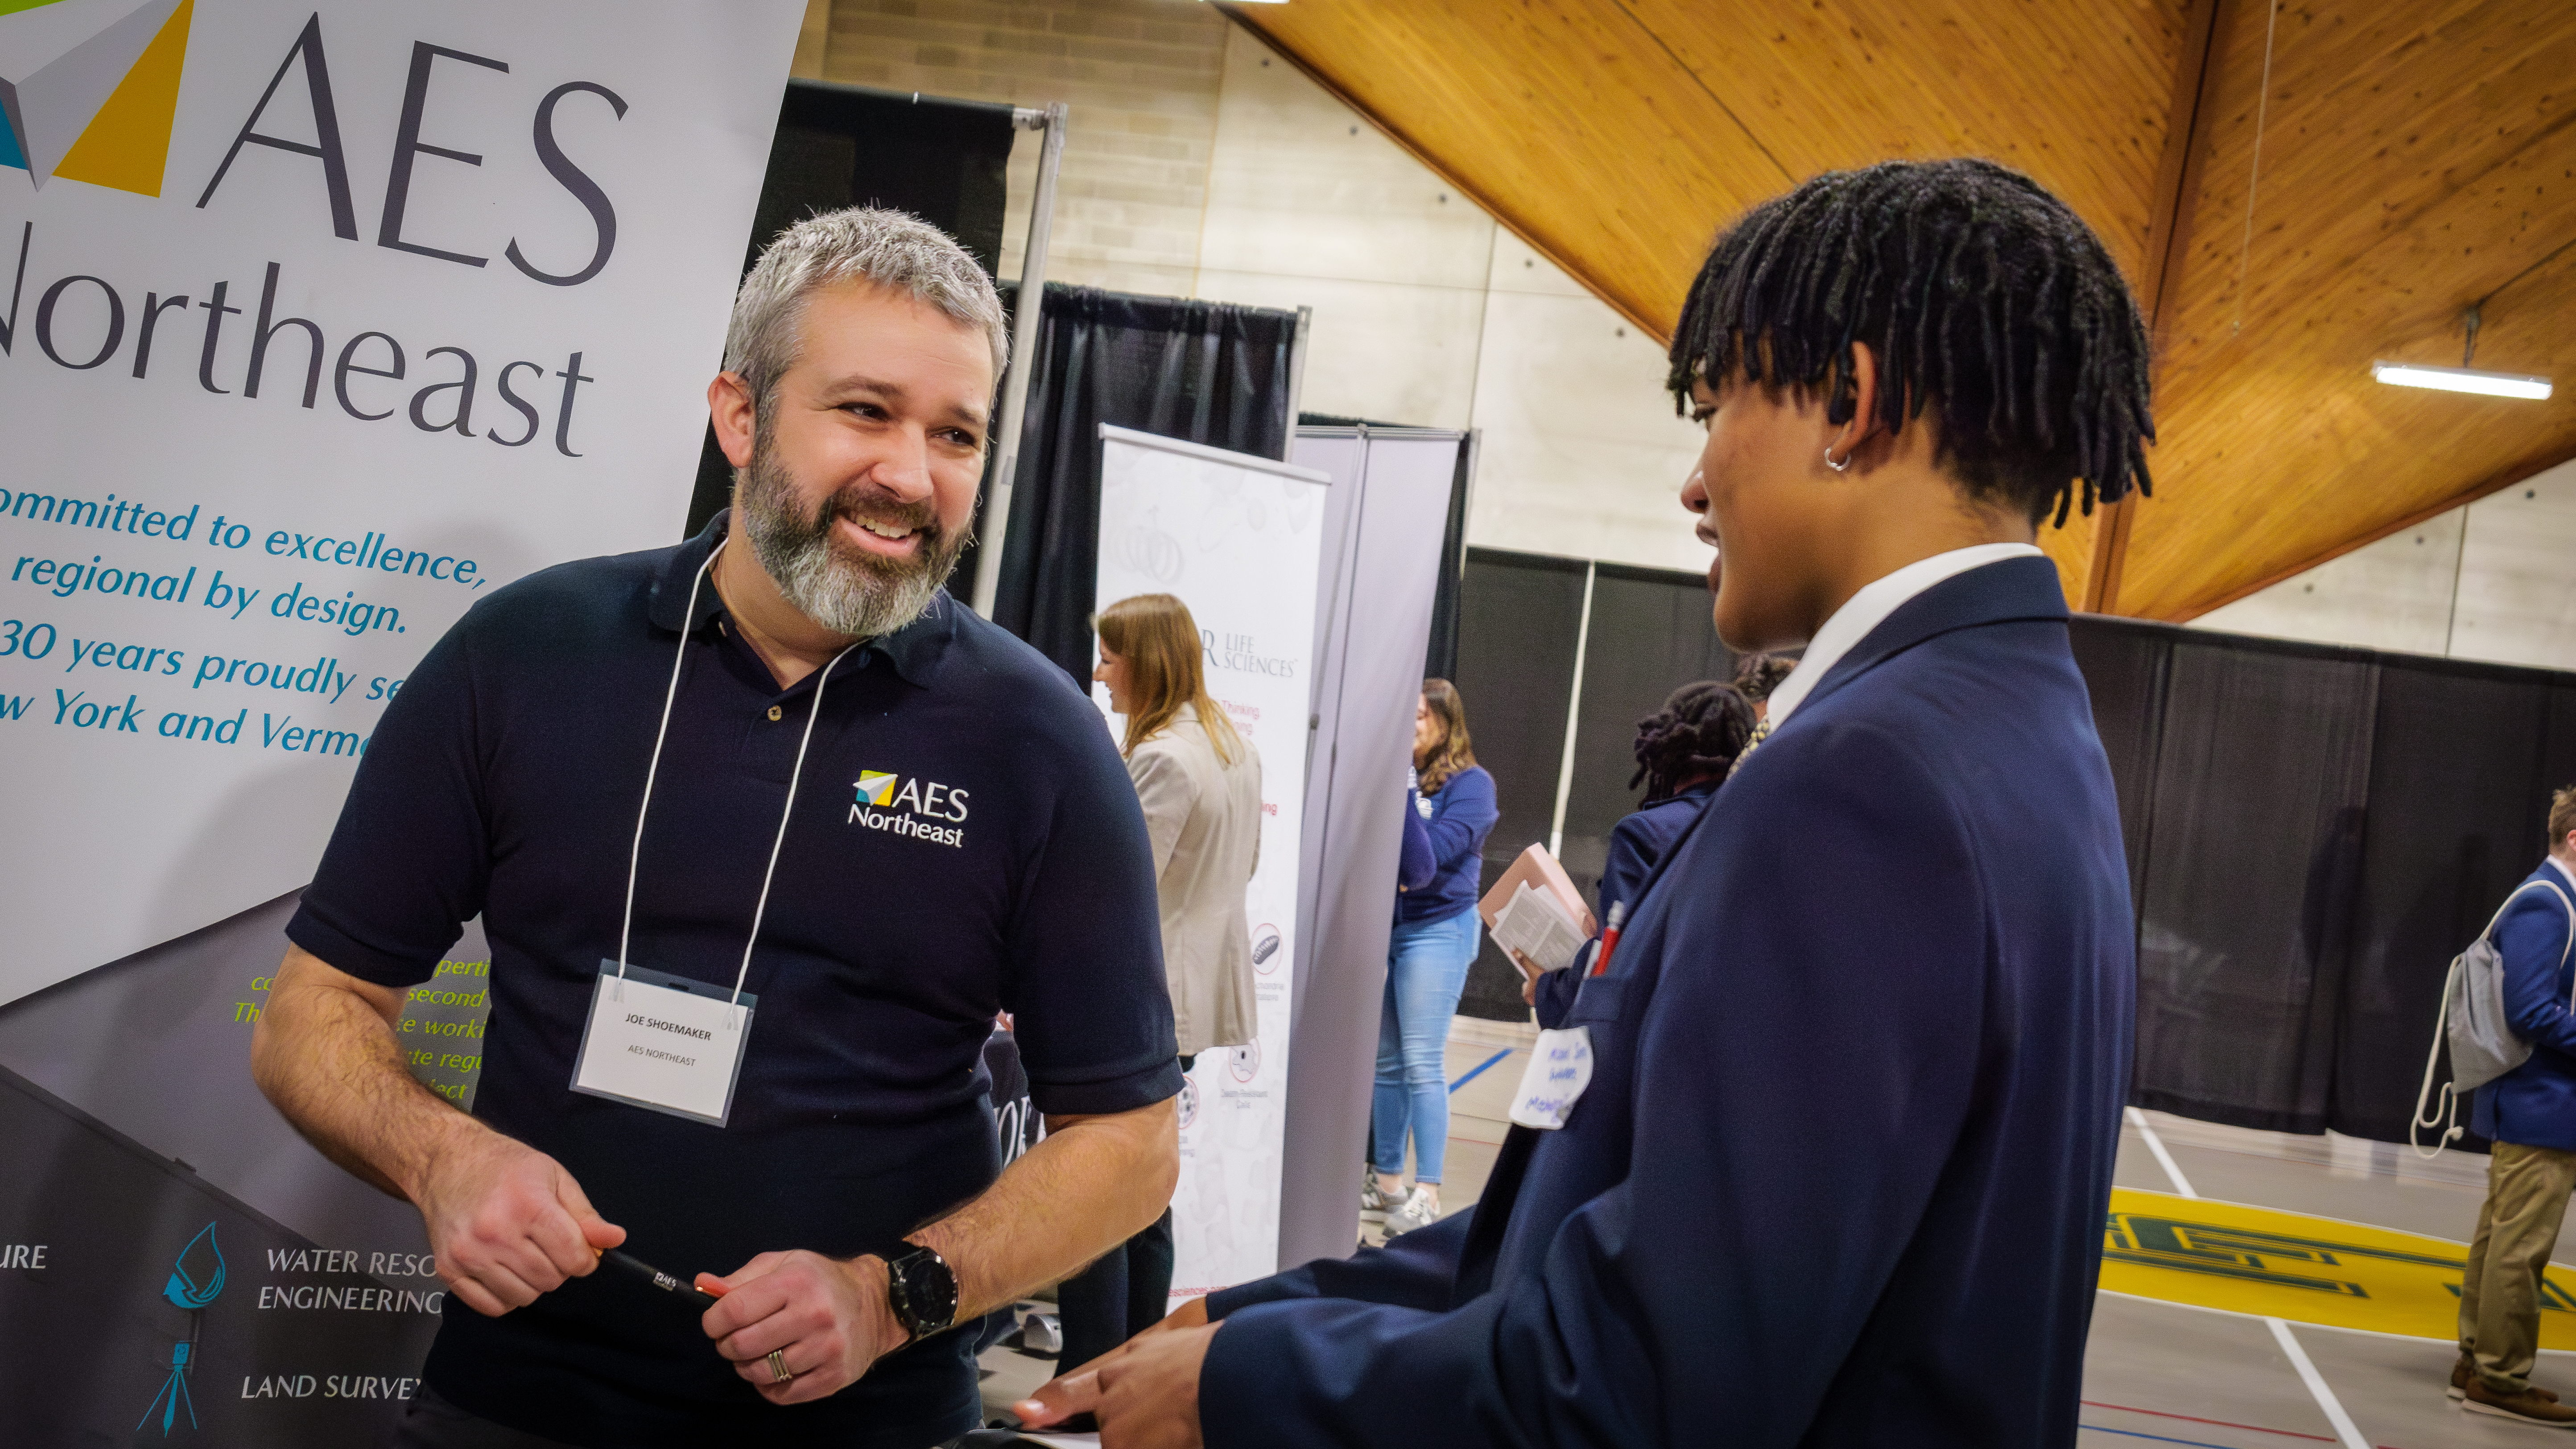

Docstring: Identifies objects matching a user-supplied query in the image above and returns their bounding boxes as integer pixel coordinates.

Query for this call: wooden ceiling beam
[2175,435,2576,623]
[2085,0,2227,615]
[1217,1,1764,339]
[1212,0,2576,621]
[2121,108,2576,619]
[1213,4,1671,340]
[2155,6,2576,412]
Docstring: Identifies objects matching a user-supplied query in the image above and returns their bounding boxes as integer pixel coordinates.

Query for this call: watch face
[893,1249,958,1335]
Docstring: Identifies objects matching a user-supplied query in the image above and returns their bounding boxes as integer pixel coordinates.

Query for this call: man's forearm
[250,944,479,1201]
[910,1096,1179,1321]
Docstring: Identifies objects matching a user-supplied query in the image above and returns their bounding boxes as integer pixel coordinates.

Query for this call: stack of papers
[1492,883,1587,974]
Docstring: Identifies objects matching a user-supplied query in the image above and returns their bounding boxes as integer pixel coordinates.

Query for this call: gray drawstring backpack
[2413,878,2576,1158]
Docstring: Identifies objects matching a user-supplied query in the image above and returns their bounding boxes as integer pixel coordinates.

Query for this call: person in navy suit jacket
[2456,787,2576,1425]
[1018,156,2154,1449]
[1528,680,1754,1029]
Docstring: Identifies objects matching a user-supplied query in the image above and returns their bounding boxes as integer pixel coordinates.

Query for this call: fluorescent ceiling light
[2372,360,2552,400]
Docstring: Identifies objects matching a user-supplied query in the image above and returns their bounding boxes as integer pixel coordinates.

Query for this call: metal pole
[970,101,1068,618]
[1547,559,1596,860]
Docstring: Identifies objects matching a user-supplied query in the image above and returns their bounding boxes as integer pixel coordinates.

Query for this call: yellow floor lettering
[2101,1186,2576,1343]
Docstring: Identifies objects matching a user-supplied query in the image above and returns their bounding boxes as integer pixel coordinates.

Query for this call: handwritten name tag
[1508,1026,1593,1130]
[570,960,756,1127]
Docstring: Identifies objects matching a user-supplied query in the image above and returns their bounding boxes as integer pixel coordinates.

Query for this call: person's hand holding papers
[1492,884,1586,976]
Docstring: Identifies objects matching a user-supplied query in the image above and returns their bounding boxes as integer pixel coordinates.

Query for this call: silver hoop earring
[1822,444,1853,473]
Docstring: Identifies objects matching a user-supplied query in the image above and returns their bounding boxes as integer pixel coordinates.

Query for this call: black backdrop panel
[974,286,1300,687]
[1452,550,1587,1021]
[684,82,1020,538]
[2330,662,2550,1143]
[1438,557,2576,1133]
[1420,441,1474,682]
[759,83,1014,276]
[2547,683,2576,830]
[1557,565,1735,911]
[2132,639,2378,1133]
[2065,620,2171,894]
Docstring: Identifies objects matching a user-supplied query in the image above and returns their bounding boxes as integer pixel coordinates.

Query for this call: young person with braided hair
[1524,681,1754,1029]
[1019,156,2150,1449]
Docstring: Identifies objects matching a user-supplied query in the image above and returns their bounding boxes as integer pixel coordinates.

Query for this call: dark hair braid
[1730,653,1796,704]
[1630,682,1756,803]
[1667,158,2154,527]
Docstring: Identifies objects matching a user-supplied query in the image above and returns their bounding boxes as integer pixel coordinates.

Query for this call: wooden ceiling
[1224,0,2576,621]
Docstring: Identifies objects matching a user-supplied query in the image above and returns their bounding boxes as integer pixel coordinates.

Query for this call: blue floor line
[2076,1426,2239,1449]
[1449,1047,1515,1094]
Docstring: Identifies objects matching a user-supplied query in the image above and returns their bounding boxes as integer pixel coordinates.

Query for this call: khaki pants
[2460,1140,2576,1393]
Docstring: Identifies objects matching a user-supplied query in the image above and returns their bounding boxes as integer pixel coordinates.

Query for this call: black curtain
[1557,565,1736,906]
[968,285,1301,687]
[1451,550,1589,1021]
[2064,617,2576,1146]
[1421,441,1474,681]
[1445,553,1728,1021]
[2065,619,2170,892]
[1443,551,2576,1133]
[2330,664,2547,1143]
[2129,638,2378,1134]
[683,81,1019,538]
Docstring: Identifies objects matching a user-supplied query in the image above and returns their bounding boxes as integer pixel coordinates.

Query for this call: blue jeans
[1371,909,1481,1184]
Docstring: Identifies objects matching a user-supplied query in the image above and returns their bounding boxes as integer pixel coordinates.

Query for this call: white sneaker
[1384,1185,1441,1236]
[1360,1172,1397,1220]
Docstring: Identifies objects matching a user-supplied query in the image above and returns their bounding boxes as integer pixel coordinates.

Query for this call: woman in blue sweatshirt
[1368,678,1498,1235]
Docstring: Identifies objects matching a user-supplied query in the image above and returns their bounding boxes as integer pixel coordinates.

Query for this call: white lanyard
[613,538,859,1023]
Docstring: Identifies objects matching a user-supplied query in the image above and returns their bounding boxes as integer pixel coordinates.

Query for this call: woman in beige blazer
[1054,592,1263,1374]
[1095,593,1263,1058]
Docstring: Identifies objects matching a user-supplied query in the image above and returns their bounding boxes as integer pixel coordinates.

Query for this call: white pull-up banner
[1092,424,1329,1300]
[0,0,804,1005]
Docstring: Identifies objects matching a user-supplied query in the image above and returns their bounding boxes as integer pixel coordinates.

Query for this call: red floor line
[2079,1400,2334,1443]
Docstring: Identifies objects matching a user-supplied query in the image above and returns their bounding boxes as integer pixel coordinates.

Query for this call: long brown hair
[1417,677,1476,792]
[1095,593,1245,764]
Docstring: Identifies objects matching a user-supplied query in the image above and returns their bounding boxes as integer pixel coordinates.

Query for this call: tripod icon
[138,1334,199,1435]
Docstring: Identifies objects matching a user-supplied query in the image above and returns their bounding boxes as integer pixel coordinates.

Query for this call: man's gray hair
[723,207,1008,415]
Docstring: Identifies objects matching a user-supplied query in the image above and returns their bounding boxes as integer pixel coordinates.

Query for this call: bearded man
[252,209,1183,1449]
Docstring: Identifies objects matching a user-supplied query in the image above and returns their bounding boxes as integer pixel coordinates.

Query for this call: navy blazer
[1535,782,1718,1030]
[1201,557,2135,1448]
[2471,860,2576,1150]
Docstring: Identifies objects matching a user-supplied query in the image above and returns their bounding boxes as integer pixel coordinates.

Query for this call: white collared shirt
[1761,543,2045,732]
[2548,855,2576,894]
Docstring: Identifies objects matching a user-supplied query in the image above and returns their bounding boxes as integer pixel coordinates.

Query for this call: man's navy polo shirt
[287,512,1181,1449]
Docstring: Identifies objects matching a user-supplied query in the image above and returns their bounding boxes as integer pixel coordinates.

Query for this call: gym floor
[979,1024,2575,1446]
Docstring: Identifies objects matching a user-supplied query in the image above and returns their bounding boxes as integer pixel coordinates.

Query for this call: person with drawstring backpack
[2432,786,2576,1425]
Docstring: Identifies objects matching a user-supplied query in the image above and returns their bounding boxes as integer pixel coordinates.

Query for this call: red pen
[1588,901,1628,977]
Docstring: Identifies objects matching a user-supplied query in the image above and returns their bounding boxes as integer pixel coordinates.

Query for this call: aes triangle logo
[0,0,194,196]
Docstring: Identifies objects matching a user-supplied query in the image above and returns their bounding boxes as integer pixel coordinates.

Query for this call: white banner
[1093,424,1328,1299]
[0,0,805,1002]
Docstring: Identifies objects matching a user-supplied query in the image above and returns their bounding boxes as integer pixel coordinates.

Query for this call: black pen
[597,1247,724,1309]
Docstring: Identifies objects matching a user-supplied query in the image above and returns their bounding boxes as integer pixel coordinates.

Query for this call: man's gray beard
[737,444,965,639]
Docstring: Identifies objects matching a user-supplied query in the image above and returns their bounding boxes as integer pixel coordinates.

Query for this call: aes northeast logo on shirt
[851,769,969,849]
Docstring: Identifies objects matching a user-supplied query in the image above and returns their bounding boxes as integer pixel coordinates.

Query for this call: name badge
[1507,1026,1593,1130]
[570,961,755,1127]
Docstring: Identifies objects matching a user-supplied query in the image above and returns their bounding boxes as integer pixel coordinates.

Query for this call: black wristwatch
[876,1242,958,1342]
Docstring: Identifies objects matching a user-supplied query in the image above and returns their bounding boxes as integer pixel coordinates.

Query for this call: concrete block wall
[2191,454,2576,669]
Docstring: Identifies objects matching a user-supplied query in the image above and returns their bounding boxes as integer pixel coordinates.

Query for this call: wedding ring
[767,1349,793,1383]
